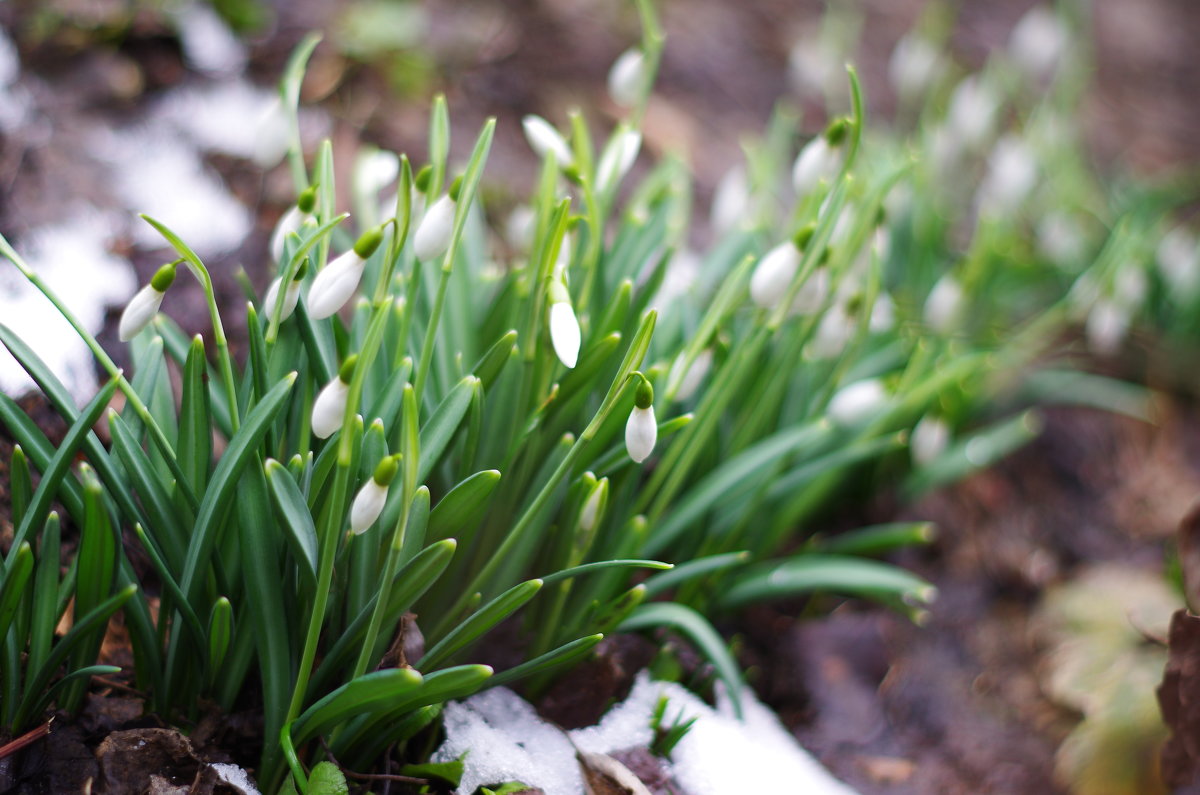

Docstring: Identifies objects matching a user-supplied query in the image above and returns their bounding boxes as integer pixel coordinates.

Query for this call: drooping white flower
[413,194,456,262]
[750,241,802,309]
[625,377,657,464]
[789,266,830,316]
[270,206,303,264]
[978,135,1038,216]
[1085,298,1129,355]
[787,33,838,99]
[596,128,642,195]
[946,75,999,149]
[119,263,176,341]
[711,165,750,234]
[553,232,573,282]
[547,283,581,369]
[668,348,713,402]
[1037,212,1086,267]
[792,136,836,198]
[311,356,356,439]
[354,148,400,197]
[1157,228,1199,297]
[505,205,536,251]
[350,454,399,534]
[889,32,942,99]
[827,379,888,426]
[810,303,854,359]
[1010,7,1068,82]
[869,293,896,333]
[263,275,301,323]
[911,415,951,466]
[607,48,646,108]
[579,477,608,533]
[924,274,964,332]
[308,251,365,319]
[522,115,573,167]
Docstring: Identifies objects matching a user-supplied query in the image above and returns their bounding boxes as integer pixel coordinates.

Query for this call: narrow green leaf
[641,552,751,597]
[417,376,478,483]
[265,459,319,589]
[419,579,543,669]
[29,513,62,675]
[0,543,34,645]
[293,667,425,744]
[721,554,937,609]
[470,329,518,391]
[488,634,604,690]
[207,597,233,677]
[540,560,671,586]
[813,522,937,557]
[9,445,31,531]
[427,470,501,544]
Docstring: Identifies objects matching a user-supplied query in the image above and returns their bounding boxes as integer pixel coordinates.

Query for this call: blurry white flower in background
[828,379,888,426]
[978,135,1039,216]
[607,48,646,108]
[1010,7,1070,82]
[711,165,750,235]
[946,75,1000,150]
[889,32,942,100]
[522,115,573,167]
[1086,298,1129,355]
[911,415,951,466]
[924,274,965,333]
[1037,213,1087,268]
[1157,227,1200,298]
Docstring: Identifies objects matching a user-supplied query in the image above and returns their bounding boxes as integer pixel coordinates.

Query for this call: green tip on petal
[338,354,359,383]
[298,184,318,213]
[634,373,654,409]
[415,165,433,194]
[373,453,401,486]
[824,117,851,147]
[448,175,464,202]
[150,262,178,292]
[353,226,385,259]
[792,223,817,251]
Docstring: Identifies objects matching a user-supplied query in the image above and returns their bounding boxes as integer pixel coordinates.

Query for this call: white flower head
[119,262,177,341]
[668,348,713,402]
[307,226,383,320]
[890,32,942,99]
[1086,298,1129,355]
[1010,7,1068,82]
[790,266,831,317]
[547,281,581,369]
[946,75,999,149]
[1037,212,1086,266]
[911,415,951,466]
[522,115,573,167]
[506,205,536,251]
[311,355,356,439]
[354,148,400,197]
[711,165,750,234]
[607,48,646,108]
[625,376,657,464]
[579,477,608,534]
[810,303,854,359]
[924,274,964,333]
[263,274,301,324]
[350,454,399,534]
[413,193,456,262]
[596,128,642,195]
[978,135,1038,216]
[750,240,803,309]
[869,292,896,333]
[792,137,834,198]
[1157,227,1200,297]
[828,379,888,427]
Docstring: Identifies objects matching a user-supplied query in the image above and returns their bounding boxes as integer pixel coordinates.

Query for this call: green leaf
[29,513,62,675]
[265,459,318,589]
[721,554,937,610]
[293,667,424,744]
[540,560,671,586]
[427,470,501,544]
[812,522,937,557]
[207,597,233,676]
[0,543,34,646]
[470,329,518,392]
[398,757,464,787]
[641,552,751,597]
[418,376,479,483]
[488,634,604,690]
[419,580,543,669]
[9,446,31,532]
[902,410,1041,498]
[619,602,744,718]
[307,761,349,795]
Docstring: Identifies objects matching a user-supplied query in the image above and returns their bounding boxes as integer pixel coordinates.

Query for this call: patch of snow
[155,80,289,166]
[0,210,136,403]
[0,28,19,86]
[173,2,247,78]
[210,762,261,794]
[437,673,858,795]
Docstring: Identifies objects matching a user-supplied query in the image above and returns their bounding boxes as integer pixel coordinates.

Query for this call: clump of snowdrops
[0,2,1135,791]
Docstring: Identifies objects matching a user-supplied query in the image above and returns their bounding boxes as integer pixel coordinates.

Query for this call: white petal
[307,250,366,320]
[924,275,963,332]
[270,205,303,263]
[1157,227,1199,295]
[311,378,349,439]
[711,166,749,234]
[1010,7,1068,81]
[1086,299,1128,355]
[350,480,388,534]
[810,305,853,359]
[946,76,998,148]
[890,33,941,98]
[118,284,165,341]
[596,130,642,195]
[607,48,646,108]
[522,115,573,167]
[579,480,607,533]
[792,137,835,197]
[413,194,456,262]
[625,405,657,463]
[549,301,581,369]
[506,205,536,251]
[263,276,301,323]
[828,379,887,426]
[789,267,830,316]
[869,293,896,333]
[749,242,802,309]
[669,348,713,402]
[978,135,1038,215]
[911,415,951,466]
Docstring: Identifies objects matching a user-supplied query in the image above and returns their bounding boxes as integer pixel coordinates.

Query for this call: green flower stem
[0,233,199,511]
[631,0,665,130]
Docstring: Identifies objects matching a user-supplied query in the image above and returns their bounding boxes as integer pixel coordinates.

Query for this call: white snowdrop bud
[792,137,835,198]
[522,115,573,167]
[1114,266,1147,310]
[307,226,383,320]
[711,165,750,234]
[270,206,304,264]
[547,281,581,369]
[889,33,941,99]
[607,48,646,108]
[750,241,802,309]
[625,377,657,464]
[789,266,831,316]
[1157,228,1200,296]
[253,96,289,168]
[596,128,642,195]
[924,275,964,332]
[554,232,573,281]
[350,454,399,534]
[828,379,888,426]
[413,194,456,262]
[869,293,896,333]
[1010,7,1068,82]
[1037,213,1086,266]
[668,348,713,402]
[1086,298,1129,355]
[263,274,302,323]
[119,263,176,341]
[911,415,951,466]
[579,477,608,534]
[505,205,536,251]
[354,148,400,196]
[946,76,998,149]
[979,135,1038,215]
[312,356,356,439]
[810,304,854,359]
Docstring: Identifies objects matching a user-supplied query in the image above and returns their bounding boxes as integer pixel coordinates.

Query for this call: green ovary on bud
[297,184,318,214]
[634,373,654,409]
[150,262,178,292]
[824,117,851,147]
[414,165,433,194]
[448,175,464,203]
[119,263,177,341]
[372,453,401,487]
[626,373,657,464]
[353,225,385,259]
[338,354,359,384]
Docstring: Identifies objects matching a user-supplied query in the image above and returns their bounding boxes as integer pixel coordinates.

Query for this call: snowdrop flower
[667,348,713,402]
[792,118,848,198]
[787,33,837,99]
[978,135,1038,216]
[911,415,951,466]
[889,32,942,99]
[579,477,608,534]
[596,128,642,195]
[413,193,456,262]
[307,226,384,320]
[869,293,896,333]
[924,274,964,332]
[1037,212,1086,267]
[607,48,646,108]
[750,240,802,309]
[1157,227,1200,296]
[350,454,400,534]
[262,259,308,324]
[312,355,357,439]
[505,205,536,251]
[810,303,854,359]
[789,266,830,316]
[625,376,657,464]
[828,379,888,426]
[522,115,573,167]
[547,280,581,369]
[1114,265,1147,310]
[946,76,999,149]
[711,165,750,234]
[1010,7,1068,82]
[1085,298,1129,355]
[270,185,317,263]
[354,148,400,196]
[553,232,573,282]
[119,262,177,341]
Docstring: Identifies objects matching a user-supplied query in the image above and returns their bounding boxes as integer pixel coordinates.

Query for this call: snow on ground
[436,672,860,795]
